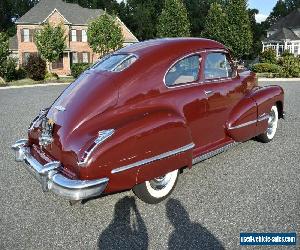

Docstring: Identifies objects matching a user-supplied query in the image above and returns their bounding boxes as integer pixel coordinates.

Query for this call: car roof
[118,38,226,56]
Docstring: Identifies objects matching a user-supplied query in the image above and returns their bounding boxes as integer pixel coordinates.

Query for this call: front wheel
[256,105,279,143]
[133,169,179,204]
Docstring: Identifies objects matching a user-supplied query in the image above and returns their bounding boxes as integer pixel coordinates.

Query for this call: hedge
[251,63,282,74]
[71,63,91,78]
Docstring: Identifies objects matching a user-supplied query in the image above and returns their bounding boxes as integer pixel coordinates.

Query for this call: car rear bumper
[11,139,109,201]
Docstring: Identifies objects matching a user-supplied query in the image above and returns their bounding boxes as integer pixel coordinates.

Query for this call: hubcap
[149,174,172,190]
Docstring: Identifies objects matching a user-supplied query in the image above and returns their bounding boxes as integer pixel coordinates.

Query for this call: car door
[198,50,245,147]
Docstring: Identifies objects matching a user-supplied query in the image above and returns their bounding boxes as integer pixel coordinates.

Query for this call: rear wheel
[257,105,279,143]
[133,169,179,204]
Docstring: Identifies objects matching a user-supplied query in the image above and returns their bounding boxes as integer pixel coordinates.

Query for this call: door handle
[204,90,214,95]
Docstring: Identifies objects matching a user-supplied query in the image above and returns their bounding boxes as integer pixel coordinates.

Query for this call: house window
[72,52,78,63]
[23,52,31,65]
[82,30,87,42]
[52,54,64,69]
[23,29,30,42]
[71,30,77,42]
[82,52,89,63]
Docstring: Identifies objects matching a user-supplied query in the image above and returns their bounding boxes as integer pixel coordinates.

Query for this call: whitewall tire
[257,105,279,142]
[133,169,179,204]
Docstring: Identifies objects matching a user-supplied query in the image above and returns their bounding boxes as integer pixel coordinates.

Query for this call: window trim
[163,51,203,89]
[71,30,77,42]
[203,50,237,83]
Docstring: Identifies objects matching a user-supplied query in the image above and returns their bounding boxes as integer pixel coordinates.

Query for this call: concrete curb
[0,82,70,90]
[258,78,300,82]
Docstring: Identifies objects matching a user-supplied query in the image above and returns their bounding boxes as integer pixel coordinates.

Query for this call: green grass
[0,77,75,87]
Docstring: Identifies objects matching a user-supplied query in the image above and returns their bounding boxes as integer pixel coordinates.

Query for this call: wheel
[133,169,179,204]
[256,105,279,143]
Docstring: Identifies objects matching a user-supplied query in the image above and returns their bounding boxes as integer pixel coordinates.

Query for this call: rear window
[91,54,137,72]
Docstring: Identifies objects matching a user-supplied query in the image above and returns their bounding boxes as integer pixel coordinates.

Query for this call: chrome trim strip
[192,142,237,165]
[258,113,270,122]
[111,143,195,174]
[228,120,257,130]
[54,105,66,112]
[228,113,270,130]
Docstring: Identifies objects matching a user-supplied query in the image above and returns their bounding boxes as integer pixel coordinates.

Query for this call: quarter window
[165,55,200,86]
[204,52,234,80]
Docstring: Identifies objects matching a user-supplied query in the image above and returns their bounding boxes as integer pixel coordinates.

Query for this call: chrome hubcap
[267,109,276,136]
[149,174,172,190]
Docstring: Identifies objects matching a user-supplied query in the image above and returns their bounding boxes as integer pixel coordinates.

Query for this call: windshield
[91,54,137,72]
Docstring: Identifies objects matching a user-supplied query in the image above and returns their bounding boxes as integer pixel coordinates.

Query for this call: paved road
[0,82,299,249]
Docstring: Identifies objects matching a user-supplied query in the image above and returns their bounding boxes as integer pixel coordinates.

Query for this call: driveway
[0,81,299,249]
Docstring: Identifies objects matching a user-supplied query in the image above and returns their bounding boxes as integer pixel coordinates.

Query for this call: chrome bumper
[11,139,109,200]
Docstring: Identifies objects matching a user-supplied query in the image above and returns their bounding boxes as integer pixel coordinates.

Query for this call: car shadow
[166,198,225,250]
[97,196,148,250]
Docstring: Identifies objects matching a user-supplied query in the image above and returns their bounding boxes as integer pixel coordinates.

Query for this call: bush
[71,63,90,78]
[24,54,46,81]
[16,67,27,80]
[45,72,59,80]
[260,48,277,64]
[251,63,282,73]
[278,53,300,78]
[3,57,17,82]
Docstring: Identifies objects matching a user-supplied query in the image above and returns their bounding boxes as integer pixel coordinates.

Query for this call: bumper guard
[11,139,109,200]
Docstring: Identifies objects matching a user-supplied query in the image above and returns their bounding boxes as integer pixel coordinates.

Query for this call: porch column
[276,43,279,57]
[284,41,287,52]
[262,43,265,52]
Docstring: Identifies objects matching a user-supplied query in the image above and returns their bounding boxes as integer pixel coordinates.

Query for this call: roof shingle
[265,27,300,41]
[16,0,104,25]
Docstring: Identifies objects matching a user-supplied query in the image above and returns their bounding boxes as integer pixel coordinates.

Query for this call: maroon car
[12,38,284,204]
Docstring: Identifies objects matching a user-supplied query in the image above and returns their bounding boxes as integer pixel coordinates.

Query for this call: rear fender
[79,111,193,193]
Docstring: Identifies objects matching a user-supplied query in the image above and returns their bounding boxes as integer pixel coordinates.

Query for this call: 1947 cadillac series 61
[12,38,284,204]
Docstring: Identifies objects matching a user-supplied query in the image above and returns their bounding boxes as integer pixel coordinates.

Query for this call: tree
[35,23,66,70]
[87,13,124,56]
[0,32,9,78]
[225,0,253,58]
[202,3,229,46]
[157,0,190,38]
[265,0,289,27]
[118,0,164,41]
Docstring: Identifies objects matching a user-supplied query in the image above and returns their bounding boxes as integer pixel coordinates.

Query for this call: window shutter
[29,30,33,42]
[78,52,83,63]
[87,52,90,63]
[21,29,24,42]
[77,30,82,42]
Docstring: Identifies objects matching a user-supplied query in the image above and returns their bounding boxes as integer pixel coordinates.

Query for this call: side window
[165,55,200,86]
[204,52,234,80]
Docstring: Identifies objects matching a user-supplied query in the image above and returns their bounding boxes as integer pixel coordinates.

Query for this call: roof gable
[270,8,300,31]
[16,0,104,25]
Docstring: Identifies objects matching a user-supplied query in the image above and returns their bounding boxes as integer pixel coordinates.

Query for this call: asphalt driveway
[0,81,299,249]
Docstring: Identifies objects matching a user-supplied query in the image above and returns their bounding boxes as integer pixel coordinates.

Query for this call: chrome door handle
[204,90,214,95]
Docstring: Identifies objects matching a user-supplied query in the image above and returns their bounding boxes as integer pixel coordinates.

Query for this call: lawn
[0,77,74,87]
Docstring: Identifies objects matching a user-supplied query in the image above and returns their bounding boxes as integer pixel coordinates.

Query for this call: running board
[192,142,237,165]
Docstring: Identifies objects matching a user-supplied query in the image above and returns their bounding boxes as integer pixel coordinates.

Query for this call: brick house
[9,0,138,76]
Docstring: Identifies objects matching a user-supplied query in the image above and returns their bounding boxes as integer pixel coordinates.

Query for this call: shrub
[260,48,277,64]
[16,67,27,80]
[2,57,17,82]
[71,63,90,78]
[278,53,300,78]
[45,72,59,80]
[251,63,282,73]
[24,54,46,81]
